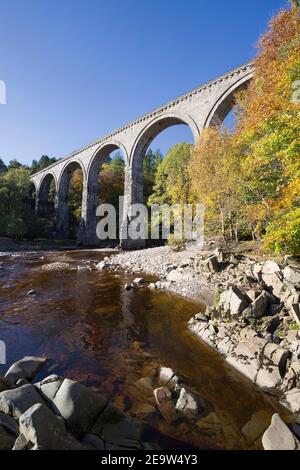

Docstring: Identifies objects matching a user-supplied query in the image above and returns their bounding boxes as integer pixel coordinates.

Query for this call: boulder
[255,366,282,394]
[90,402,125,437]
[51,379,107,436]
[201,255,220,273]
[19,403,86,450]
[261,261,284,298]
[175,387,207,420]
[283,266,300,287]
[34,374,63,402]
[5,356,46,384]
[263,343,291,376]
[220,286,250,316]
[153,387,177,424]
[262,414,300,450]
[242,410,271,442]
[0,384,45,418]
[283,388,300,414]
[242,292,268,319]
[159,367,179,390]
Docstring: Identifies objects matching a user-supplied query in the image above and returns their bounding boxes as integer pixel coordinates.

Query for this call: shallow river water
[0,249,291,450]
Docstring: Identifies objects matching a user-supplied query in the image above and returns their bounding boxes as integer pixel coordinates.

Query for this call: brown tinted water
[0,250,291,449]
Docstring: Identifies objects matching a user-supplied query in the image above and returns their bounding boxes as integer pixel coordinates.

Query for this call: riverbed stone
[242,410,271,442]
[242,292,268,319]
[0,383,45,418]
[255,366,282,394]
[34,374,63,402]
[19,403,86,450]
[290,304,300,327]
[261,261,284,298]
[283,266,300,287]
[283,388,300,415]
[134,377,154,395]
[154,387,177,424]
[201,254,220,273]
[220,286,250,316]
[175,387,206,420]
[134,403,156,420]
[5,356,46,384]
[101,416,144,442]
[51,379,108,436]
[159,367,179,389]
[262,413,300,450]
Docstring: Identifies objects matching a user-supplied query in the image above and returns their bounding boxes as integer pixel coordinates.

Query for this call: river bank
[105,243,300,432]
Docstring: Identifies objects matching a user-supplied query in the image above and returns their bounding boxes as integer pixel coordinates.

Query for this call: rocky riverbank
[105,243,300,426]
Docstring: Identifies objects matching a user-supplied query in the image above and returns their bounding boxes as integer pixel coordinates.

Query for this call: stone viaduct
[30,61,254,249]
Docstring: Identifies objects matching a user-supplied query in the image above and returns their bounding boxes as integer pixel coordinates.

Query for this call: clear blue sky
[0,0,289,165]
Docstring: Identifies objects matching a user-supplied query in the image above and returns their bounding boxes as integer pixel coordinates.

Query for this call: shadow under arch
[204,72,254,128]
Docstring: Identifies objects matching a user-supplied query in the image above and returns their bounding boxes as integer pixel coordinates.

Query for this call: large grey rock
[263,343,291,376]
[41,262,73,271]
[220,286,250,316]
[175,387,207,420]
[90,402,124,437]
[262,414,300,450]
[101,416,144,442]
[242,292,268,319]
[34,374,63,402]
[283,266,300,287]
[283,388,300,414]
[261,261,284,298]
[19,403,86,450]
[255,366,282,394]
[201,254,220,273]
[154,387,177,424]
[166,269,185,282]
[0,384,45,418]
[159,367,179,390]
[5,356,46,384]
[51,379,107,436]
[12,433,28,450]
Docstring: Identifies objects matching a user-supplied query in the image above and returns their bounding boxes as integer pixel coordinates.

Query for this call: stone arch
[130,113,200,167]
[38,171,57,197]
[204,72,254,128]
[58,159,86,192]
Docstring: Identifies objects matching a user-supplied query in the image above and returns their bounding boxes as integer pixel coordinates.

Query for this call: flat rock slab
[19,403,86,450]
[5,356,46,384]
[51,378,107,436]
[0,384,45,418]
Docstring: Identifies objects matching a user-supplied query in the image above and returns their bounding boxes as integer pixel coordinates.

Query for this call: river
[0,249,290,449]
